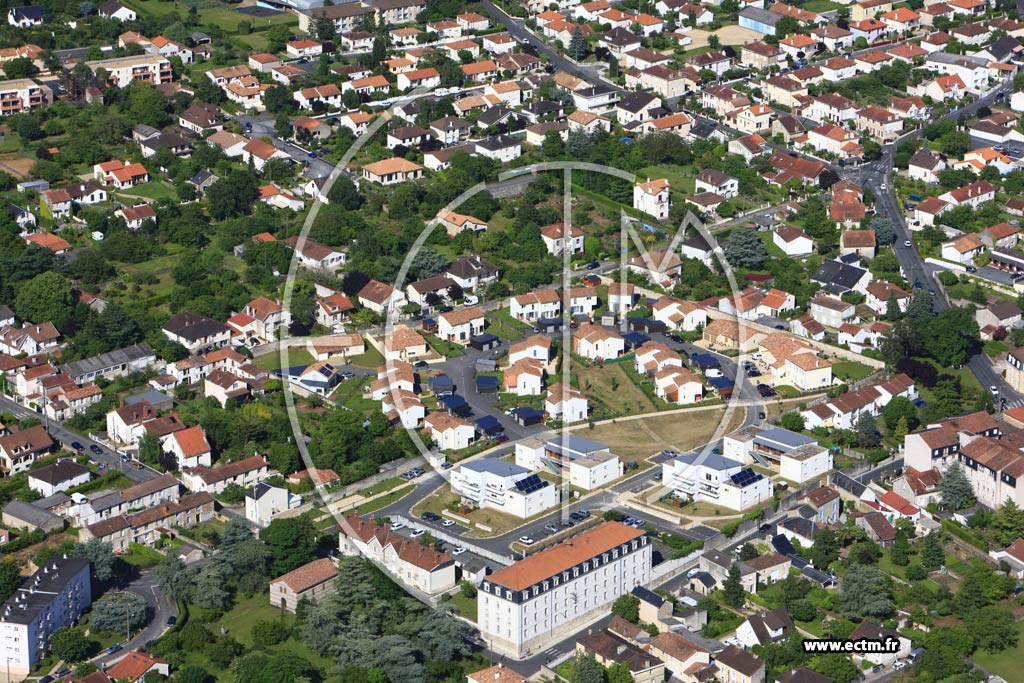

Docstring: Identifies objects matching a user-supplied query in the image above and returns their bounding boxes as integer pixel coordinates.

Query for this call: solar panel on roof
[514,474,547,493]
[771,533,796,557]
[730,468,762,488]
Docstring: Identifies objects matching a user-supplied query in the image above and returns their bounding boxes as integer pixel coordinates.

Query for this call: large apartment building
[88,54,173,88]
[478,522,652,658]
[0,78,50,116]
[661,452,774,511]
[0,557,92,678]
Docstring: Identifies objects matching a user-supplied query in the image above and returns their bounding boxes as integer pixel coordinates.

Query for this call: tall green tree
[15,271,74,327]
[838,566,893,621]
[611,594,640,623]
[568,28,587,61]
[920,531,944,569]
[939,463,975,510]
[722,563,744,607]
[260,517,316,575]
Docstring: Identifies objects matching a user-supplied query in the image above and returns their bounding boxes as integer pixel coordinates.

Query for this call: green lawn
[832,361,875,382]
[446,592,478,621]
[121,542,163,568]
[330,377,378,413]
[354,485,415,515]
[424,334,465,358]
[359,477,404,497]
[638,165,696,195]
[984,339,1012,358]
[200,7,297,31]
[488,308,531,332]
[973,621,1024,681]
[254,348,315,371]
[118,180,177,201]
[802,0,844,9]
[348,345,384,368]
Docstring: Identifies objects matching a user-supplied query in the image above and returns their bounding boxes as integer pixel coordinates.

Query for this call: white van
[464,295,479,306]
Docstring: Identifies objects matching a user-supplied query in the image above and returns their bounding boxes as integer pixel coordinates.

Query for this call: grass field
[584,407,746,462]
[831,361,876,382]
[576,362,656,417]
[330,376,378,413]
[122,542,163,568]
[445,592,478,621]
[802,0,844,9]
[972,621,1024,680]
[354,485,414,515]
[125,0,298,31]
[254,348,314,371]
[638,165,696,195]
[359,477,404,497]
[119,180,177,201]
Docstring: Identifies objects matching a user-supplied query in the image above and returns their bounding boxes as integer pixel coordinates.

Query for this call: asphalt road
[91,568,177,669]
[853,77,1020,403]
[373,332,764,556]
[0,394,157,484]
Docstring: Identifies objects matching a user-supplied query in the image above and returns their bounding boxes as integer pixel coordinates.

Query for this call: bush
[251,619,290,648]
[905,564,927,581]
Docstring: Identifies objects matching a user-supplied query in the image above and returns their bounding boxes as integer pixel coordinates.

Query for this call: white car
[390,522,406,532]
[442,519,456,527]
[410,528,426,538]
[451,546,467,555]
[518,536,535,545]
[904,240,912,247]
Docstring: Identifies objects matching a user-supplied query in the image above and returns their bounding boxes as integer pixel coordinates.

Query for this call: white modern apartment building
[0,79,50,116]
[479,522,652,658]
[515,434,624,491]
[450,460,559,519]
[724,426,833,484]
[661,452,773,511]
[0,556,92,678]
[88,54,173,88]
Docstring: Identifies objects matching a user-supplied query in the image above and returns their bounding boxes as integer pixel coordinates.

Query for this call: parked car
[442,519,456,527]
[167,616,177,626]
[106,644,123,655]
[421,512,441,522]
[586,260,600,270]
[544,524,559,534]
[441,462,453,469]
[414,360,428,368]
[389,522,406,532]
[71,442,84,451]
[339,370,355,379]
[90,445,103,455]
[451,546,467,555]
[518,536,535,545]
[410,528,426,538]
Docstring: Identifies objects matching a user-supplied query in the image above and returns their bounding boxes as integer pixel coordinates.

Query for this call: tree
[722,563,744,607]
[571,653,605,683]
[154,554,194,602]
[993,500,1024,546]
[907,289,936,321]
[809,528,839,569]
[50,627,93,663]
[313,16,336,42]
[89,592,149,635]
[881,396,916,431]
[939,462,975,510]
[72,539,119,583]
[3,57,35,79]
[611,594,640,623]
[417,606,474,661]
[326,176,362,210]
[920,531,944,569]
[966,606,1018,653]
[809,653,861,683]
[568,27,587,61]
[0,561,20,603]
[708,34,721,50]
[885,293,901,322]
[855,413,881,448]
[780,412,805,432]
[890,530,910,567]
[924,307,978,367]
[206,169,260,220]
[175,666,211,683]
[263,85,293,115]
[739,544,760,561]
[16,271,74,328]
[838,566,893,621]
[871,216,894,245]
[194,565,231,611]
[252,619,291,648]
[724,228,768,269]
[260,517,316,575]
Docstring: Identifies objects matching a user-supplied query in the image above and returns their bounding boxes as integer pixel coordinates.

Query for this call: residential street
[0,394,158,484]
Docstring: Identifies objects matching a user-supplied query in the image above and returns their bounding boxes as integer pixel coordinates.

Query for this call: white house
[574,324,625,360]
[424,412,475,451]
[451,460,559,518]
[545,382,589,423]
[633,178,671,220]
